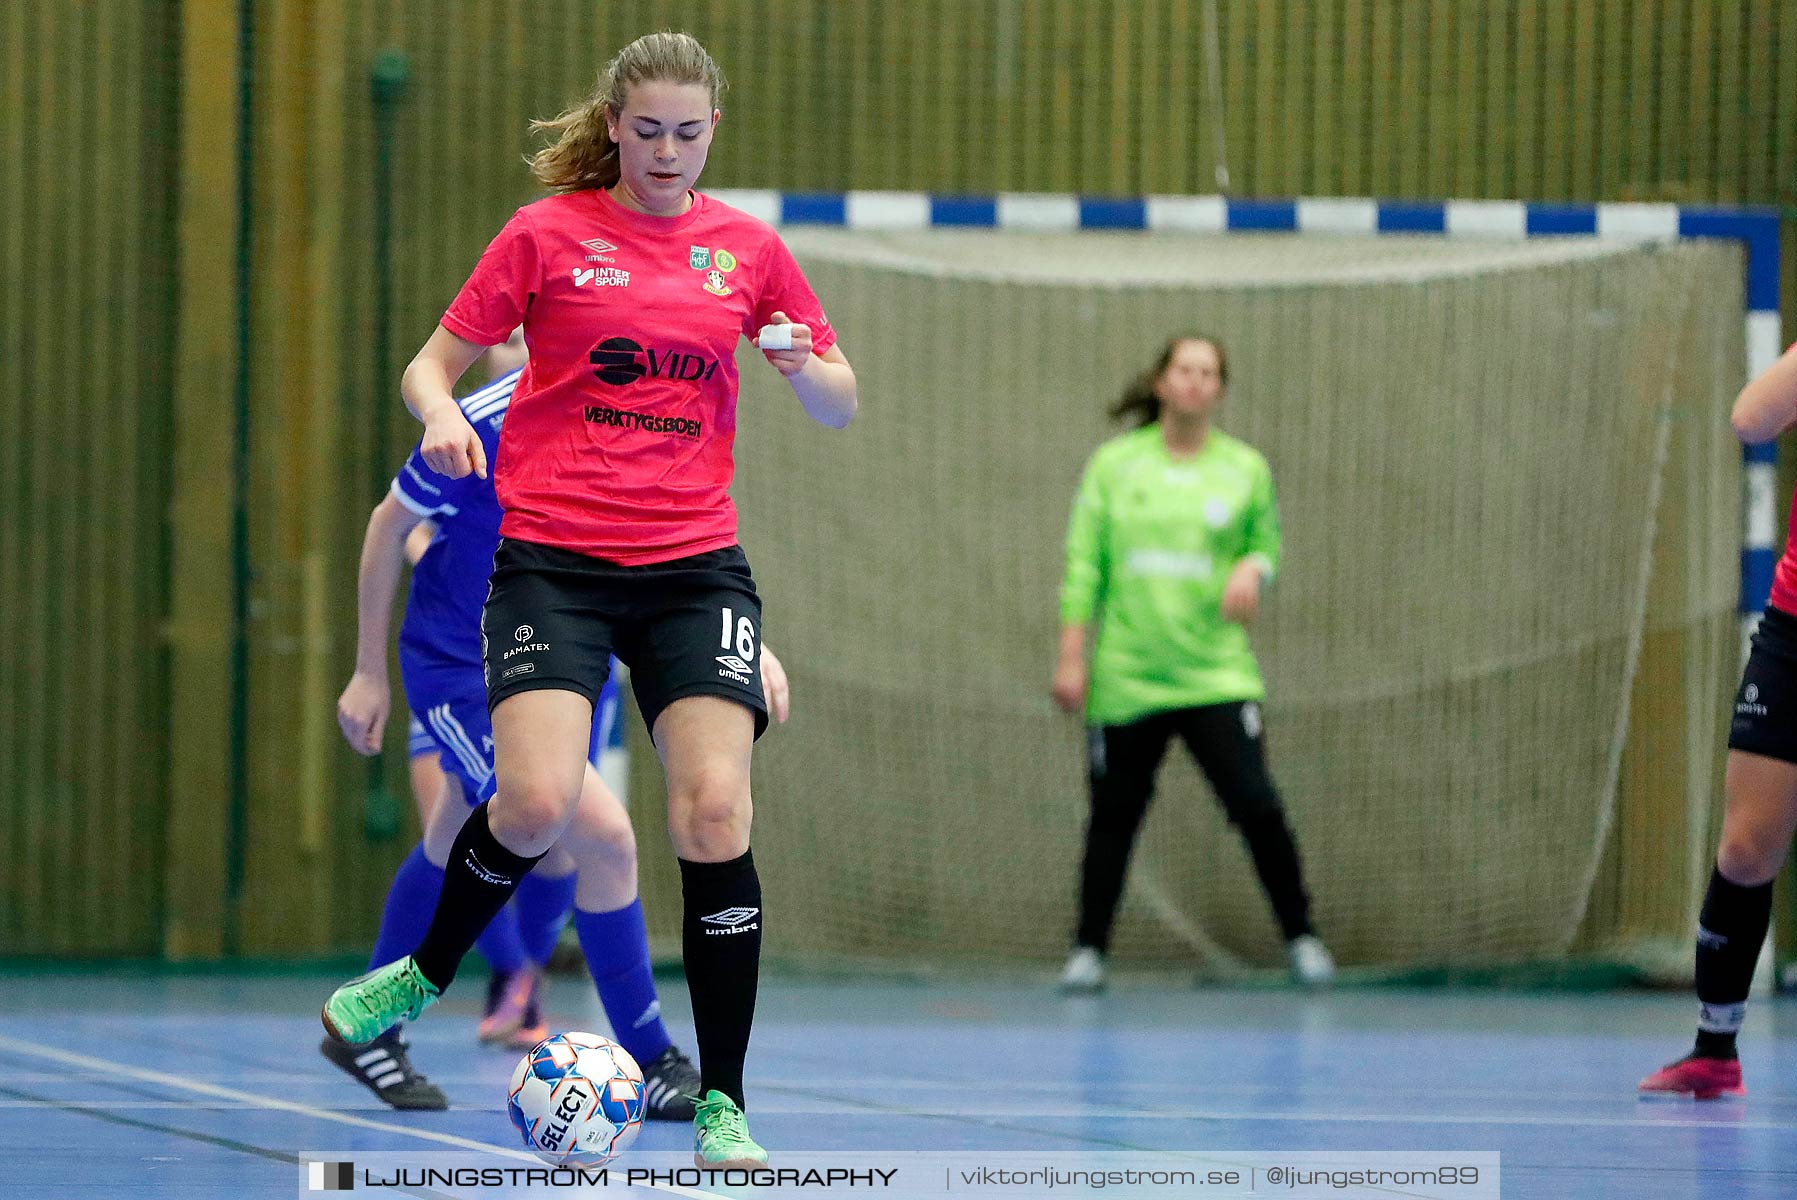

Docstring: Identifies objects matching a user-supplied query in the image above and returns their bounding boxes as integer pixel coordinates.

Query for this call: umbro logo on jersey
[580,236,618,262]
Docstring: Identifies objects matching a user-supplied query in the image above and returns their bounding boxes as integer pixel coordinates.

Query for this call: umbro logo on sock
[1699,1001,1747,1033]
[699,907,760,935]
[465,850,514,887]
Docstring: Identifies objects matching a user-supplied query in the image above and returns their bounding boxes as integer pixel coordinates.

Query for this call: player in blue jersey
[392,518,549,1050]
[346,337,553,1064]
[323,337,791,1117]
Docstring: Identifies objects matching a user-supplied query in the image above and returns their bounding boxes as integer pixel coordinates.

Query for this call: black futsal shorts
[1728,604,1797,764]
[481,537,768,739]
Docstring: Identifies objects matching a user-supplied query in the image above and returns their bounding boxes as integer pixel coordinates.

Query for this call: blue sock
[475,901,527,975]
[368,845,443,970]
[516,871,577,966]
[573,900,672,1068]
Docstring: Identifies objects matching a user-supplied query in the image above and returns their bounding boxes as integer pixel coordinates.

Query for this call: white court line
[0,1033,721,1200]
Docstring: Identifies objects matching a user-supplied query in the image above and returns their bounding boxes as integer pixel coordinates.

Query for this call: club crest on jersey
[580,236,618,263]
[689,245,710,270]
[713,248,737,273]
[701,268,731,297]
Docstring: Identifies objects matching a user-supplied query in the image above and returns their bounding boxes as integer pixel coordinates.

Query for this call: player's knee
[491,777,578,849]
[1717,829,1786,887]
[567,805,637,873]
[668,769,751,859]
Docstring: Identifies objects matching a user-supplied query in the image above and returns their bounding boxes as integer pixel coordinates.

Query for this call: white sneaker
[1059,946,1106,992]
[1288,935,1336,987]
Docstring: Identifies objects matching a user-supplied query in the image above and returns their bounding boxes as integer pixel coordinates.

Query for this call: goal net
[633,228,1744,978]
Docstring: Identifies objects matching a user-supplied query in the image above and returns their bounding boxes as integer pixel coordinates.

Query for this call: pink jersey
[442,188,835,565]
[1769,344,1797,614]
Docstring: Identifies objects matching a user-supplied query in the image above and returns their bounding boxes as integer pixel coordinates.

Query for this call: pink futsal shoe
[1638,1053,1744,1100]
[478,967,540,1046]
[503,993,551,1052]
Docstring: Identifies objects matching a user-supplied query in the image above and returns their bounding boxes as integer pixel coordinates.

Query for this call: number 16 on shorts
[717,606,757,682]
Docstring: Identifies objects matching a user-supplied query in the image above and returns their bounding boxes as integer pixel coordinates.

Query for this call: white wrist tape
[758,323,795,351]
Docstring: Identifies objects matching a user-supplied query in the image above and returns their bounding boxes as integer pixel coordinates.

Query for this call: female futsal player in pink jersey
[322,32,856,1166]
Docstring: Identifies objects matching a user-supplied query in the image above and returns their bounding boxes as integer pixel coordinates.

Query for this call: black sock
[1691,866,1774,1060]
[680,850,762,1109]
[411,801,544,992]
[1236,811,1314,941]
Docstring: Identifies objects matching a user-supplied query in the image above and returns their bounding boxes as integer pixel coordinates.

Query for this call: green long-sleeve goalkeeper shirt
[1060,424,1281,726]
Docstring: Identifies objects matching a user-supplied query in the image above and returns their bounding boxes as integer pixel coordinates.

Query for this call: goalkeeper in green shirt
[1052,335,1334,991]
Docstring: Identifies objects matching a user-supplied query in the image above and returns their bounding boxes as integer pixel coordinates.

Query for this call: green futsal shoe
[321,957,440,1046]
[693,1090,768,1168]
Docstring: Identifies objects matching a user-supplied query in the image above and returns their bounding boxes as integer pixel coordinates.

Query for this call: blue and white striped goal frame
[712,189,1782,634]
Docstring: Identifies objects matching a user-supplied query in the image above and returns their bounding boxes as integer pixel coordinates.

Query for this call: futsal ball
[506,1032,646,1166]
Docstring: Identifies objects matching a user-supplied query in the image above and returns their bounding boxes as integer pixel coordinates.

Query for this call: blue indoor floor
[0,968,1792,1198]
